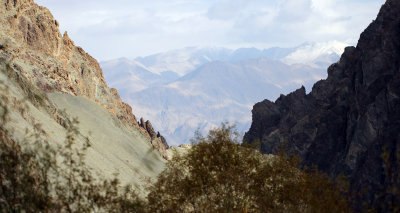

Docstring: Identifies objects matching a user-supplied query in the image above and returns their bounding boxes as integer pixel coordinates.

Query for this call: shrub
[147,123,351,213]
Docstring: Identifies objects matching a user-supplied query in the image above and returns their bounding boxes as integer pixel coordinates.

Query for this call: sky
[35,0,385,61]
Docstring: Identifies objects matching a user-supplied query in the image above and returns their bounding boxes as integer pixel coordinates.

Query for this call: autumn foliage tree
[146,123,351,213]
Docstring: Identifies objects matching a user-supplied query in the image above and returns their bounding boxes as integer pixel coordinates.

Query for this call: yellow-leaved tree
[146,123,351,213]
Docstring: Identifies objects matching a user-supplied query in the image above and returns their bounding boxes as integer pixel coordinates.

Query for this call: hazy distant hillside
[127,59,325,144]
[101,42,347,145]
[101,58,179,94]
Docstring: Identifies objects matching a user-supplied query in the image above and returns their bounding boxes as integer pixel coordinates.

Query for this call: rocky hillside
[0,0,168,157]
[0,0,169,193]
[244,0,399,208]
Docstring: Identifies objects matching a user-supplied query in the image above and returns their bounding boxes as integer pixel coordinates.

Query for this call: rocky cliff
[244,0,399,208]
[0,0,169,158]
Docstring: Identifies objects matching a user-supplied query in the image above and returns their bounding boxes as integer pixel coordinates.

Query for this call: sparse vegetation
[0,87,144,212]
[2,77,396,212]
[372,146,400,212]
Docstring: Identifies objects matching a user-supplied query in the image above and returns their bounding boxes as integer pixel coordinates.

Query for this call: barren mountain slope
[0,0,167,192]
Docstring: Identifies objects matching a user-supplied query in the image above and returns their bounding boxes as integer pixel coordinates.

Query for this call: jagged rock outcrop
[157,132,169,149]
[139,118,169,158]
[244,0,399,208]
[0,0,169,157]
[139,118,157,138]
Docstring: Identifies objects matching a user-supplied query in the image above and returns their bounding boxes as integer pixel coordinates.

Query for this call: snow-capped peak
[282,40,349,66]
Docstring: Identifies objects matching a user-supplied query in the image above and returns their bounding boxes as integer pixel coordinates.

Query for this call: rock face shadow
[244,0,400,208]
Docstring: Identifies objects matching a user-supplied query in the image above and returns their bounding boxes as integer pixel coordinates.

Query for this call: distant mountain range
[101,41,348,145]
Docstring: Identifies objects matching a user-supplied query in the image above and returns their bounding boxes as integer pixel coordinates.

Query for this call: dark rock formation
[145,120,157,139]
[139,118,157,138]
[244,0,399,209]
[159,134,169,150]
[139,118,169,156]
[156,131,169,149]
[139,118,146,130]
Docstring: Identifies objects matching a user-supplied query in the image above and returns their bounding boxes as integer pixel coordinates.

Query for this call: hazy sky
[35,0,384,61]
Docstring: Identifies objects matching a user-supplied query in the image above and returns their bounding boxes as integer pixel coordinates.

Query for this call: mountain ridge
[103,41,347,78]
[0,0,169,158]
[0,0,169,191]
